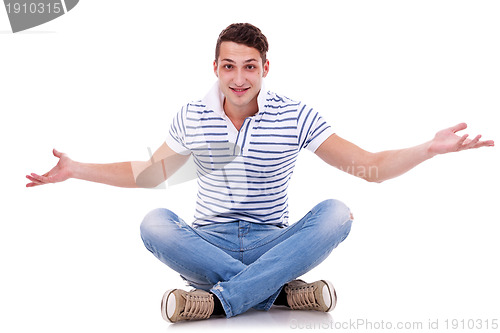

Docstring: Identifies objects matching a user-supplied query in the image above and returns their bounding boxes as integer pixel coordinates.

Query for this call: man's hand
[428,123,495,156]
[316,122,494,183]
[26,149,73,187]
[25,143,190,189]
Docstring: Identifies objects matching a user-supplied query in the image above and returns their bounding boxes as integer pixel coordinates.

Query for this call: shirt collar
[202,80,267,117]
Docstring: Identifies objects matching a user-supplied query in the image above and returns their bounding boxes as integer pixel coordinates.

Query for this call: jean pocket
[193,224,240,252]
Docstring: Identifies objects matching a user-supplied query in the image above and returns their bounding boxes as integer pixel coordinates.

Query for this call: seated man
[26,23,494,323]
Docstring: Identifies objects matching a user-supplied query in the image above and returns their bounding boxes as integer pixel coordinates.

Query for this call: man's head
[214,23,270,116]
[215,23,269,65]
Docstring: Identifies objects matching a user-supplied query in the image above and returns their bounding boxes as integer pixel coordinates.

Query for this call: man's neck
[223,98,259,131]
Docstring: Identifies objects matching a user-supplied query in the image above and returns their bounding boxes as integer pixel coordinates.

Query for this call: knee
[316,199,351,221]
[140,208,180,242]
[140,208,162,235]
[315,199,353,234]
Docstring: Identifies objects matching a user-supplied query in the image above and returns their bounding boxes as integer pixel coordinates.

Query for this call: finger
[468,134,482,147]
[450,122,467,133]
[53,148,62,158]
[462,134,481,148]
[30,173,50,184]
[472,139,495,149]
[26,174,45,184]
[456,134,469,149]
[26,175,44,186]
[26,179,43,187]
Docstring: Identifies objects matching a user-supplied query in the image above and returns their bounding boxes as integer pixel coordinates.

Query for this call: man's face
[214,41,269,115]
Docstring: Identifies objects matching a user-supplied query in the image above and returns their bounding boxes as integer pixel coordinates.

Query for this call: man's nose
[233,69,246,86]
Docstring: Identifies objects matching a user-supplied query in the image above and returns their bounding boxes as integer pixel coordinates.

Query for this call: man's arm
[315,123,494,183]
[26,142,190,188]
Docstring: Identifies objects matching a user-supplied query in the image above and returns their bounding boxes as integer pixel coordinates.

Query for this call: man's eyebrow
[220,58,259,63]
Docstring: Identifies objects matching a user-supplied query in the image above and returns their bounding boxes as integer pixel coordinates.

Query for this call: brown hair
[215,23,269,64]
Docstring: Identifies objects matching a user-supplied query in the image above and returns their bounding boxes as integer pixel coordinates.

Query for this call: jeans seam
[240,212,311,251]
[145,236,213,284]
[191,224,240,252]
[292,219,353,277]
[210,287,233,318]
[264,285,284,311]
[142,220,217,285]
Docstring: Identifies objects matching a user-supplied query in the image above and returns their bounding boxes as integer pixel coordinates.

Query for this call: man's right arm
[26,143,190,188]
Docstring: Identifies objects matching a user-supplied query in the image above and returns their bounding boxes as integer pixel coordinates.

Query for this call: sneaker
[161,289,214,323]
[284,279,337,312]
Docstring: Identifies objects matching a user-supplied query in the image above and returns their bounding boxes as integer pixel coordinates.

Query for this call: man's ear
[262,59,270,78]
[213,60,219,78]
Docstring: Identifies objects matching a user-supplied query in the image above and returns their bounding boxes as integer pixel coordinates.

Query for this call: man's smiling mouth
[230,87,250,92]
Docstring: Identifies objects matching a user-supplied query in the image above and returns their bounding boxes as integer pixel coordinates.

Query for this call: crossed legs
[140,199,353,318]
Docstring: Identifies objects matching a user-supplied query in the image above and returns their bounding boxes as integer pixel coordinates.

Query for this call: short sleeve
[297,104,335,153]
[165,106,191,155]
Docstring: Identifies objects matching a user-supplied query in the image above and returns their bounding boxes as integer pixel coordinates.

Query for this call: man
[26,23,494,323]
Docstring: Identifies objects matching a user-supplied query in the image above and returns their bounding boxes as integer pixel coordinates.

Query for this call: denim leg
[140,208,247,291]
[210,199,353,318]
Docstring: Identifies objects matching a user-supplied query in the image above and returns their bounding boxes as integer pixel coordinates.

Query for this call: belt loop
[238,221,250,237]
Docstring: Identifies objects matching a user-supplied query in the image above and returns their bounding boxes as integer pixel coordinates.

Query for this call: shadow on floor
[166,306,333,331]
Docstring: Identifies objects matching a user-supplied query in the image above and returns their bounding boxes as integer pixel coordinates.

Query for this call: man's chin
[224,98,257,111]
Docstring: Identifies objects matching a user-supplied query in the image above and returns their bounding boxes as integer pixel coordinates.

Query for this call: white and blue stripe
[166,82,334,227]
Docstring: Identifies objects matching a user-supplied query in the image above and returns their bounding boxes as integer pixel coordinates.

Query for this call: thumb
[53,148,63,158]
[450,122,467,133]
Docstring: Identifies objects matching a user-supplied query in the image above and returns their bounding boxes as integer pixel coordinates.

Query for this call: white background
[1,0,499,332]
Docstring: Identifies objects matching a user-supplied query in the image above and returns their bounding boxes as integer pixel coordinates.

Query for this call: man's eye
[224,64,233,70]
[247,65,255,70]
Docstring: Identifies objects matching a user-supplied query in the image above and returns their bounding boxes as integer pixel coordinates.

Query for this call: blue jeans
[140,199,353,318]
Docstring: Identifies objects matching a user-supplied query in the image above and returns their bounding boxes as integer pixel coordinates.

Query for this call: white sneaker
[284,279,337,312]
[161,289,214,323]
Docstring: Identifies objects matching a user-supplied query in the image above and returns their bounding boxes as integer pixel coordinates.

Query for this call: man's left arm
[315,123,494,183]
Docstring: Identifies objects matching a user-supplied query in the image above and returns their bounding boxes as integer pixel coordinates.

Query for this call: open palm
[26,149,73,187]
[429,123,494,156]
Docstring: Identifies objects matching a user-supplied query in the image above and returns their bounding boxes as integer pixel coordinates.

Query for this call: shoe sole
[321,280,337,312]
[161,282,336,321]
[161,289,176,323]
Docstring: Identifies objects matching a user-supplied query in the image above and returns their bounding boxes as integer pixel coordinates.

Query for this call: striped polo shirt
[165,82,335,227]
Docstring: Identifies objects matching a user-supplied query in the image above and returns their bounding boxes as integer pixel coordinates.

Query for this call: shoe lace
[181,293,214,320]
[286,284,320,310]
